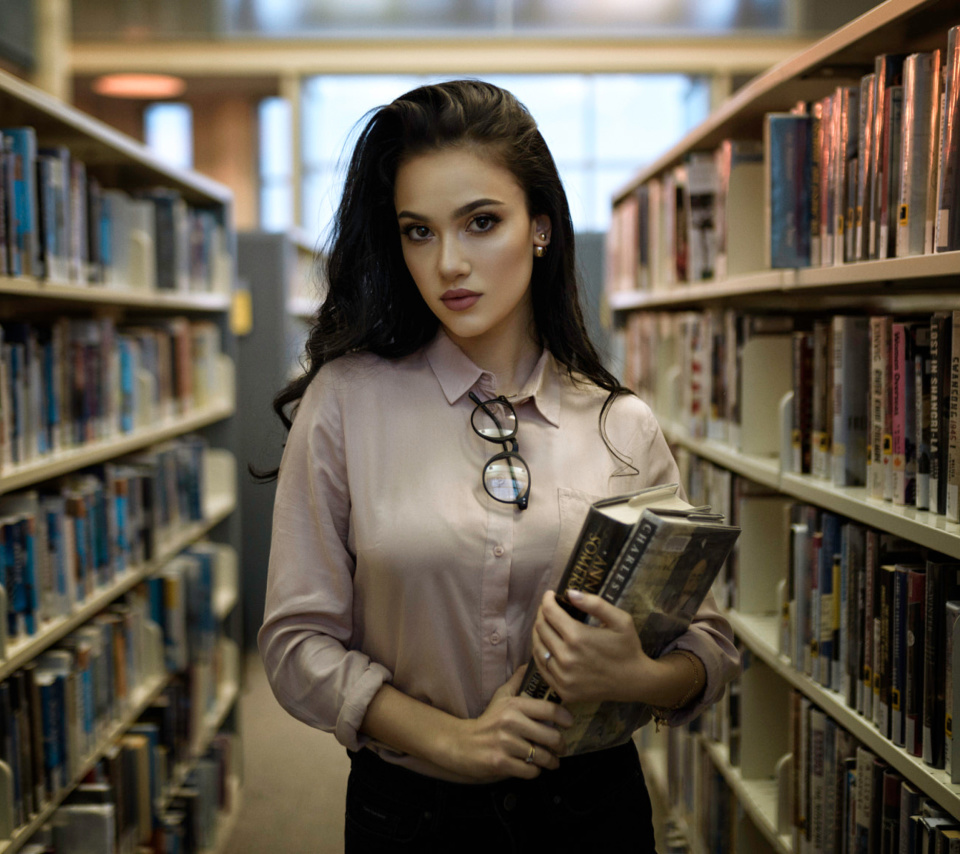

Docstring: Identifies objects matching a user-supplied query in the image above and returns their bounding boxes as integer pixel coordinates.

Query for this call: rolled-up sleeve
[258,369,392,751]
[660,590,740,726]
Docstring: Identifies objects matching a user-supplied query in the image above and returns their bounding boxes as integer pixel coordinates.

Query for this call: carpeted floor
[225,652,351,854]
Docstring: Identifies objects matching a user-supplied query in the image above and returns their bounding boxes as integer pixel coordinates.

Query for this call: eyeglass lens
[471,400,517,440]
[484,457,530,502]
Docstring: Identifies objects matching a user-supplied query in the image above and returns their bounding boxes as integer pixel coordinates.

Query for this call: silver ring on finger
[543,651,552,665]
[525,745,537,764]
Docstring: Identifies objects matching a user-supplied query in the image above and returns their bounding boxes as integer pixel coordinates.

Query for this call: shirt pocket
[542,486,607,595]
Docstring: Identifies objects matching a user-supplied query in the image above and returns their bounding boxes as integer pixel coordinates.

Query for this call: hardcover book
[518,483,740,755]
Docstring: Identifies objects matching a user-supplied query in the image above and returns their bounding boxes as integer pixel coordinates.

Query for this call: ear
[533,215,552,246]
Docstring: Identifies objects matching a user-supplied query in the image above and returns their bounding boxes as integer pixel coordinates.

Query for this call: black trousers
[344,740,658,853]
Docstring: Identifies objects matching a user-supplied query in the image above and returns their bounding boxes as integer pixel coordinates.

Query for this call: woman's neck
[447,323,541,397]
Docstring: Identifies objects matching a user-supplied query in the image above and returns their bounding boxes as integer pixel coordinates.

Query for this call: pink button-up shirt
[259,330,739,779]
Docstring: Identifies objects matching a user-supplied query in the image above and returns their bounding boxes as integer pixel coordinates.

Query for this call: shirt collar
[424,329,561,428]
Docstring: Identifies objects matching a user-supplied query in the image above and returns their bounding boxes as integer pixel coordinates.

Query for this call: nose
[438,236,470,281]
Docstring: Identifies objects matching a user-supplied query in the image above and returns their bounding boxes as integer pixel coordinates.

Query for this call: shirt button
[493,545,505,557]
[490,633,501,645]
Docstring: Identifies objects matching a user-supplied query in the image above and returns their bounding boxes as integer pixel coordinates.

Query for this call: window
[144,103,193,171]
[259,97,295,232]
[293,73,708,242]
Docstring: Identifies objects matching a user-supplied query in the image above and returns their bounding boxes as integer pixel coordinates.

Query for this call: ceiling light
[92,73,187,99]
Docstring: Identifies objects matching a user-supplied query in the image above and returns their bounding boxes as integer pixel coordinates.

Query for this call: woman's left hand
[531,589,654,705]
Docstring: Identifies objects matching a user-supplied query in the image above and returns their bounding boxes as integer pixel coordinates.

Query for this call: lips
[440,289,481,311]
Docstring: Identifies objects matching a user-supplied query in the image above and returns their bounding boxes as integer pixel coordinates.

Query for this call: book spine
[905,566,927,757]
[856,73,876,260]
[897,52,941,257]
[947,600,960,783]
[930,312,950,514]
[892,323,909,504]
[923,561,960,767]
[832,315,869,487]
[947,310,960,522]
[861,530,877,719]
[916,324,933,510]
[891,565,909,747]
[935,27,960,252]
[876,563,895,737]
[880,84,904,259]
[767,114,812,268]
[813,320,833,480]
[870,317,890,499]
[793,331,814,474]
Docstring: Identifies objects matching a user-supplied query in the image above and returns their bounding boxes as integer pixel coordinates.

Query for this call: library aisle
[226,652,350,854]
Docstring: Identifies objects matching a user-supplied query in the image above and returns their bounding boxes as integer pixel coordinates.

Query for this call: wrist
[647,650,705,710]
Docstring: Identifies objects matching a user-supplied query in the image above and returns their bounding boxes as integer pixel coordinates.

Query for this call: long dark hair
[264,79,633,474]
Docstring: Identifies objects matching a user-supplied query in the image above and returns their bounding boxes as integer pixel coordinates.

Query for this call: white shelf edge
[0,672,170,854]
[0,276,232,311]
[702,738,793,854]
[662,424,782,489]
[728,610,960,822]
[286,296,318,320]
[661,429,960,559]
[0,484,236,682]
[609,251,960,313]
[0,398,235,495]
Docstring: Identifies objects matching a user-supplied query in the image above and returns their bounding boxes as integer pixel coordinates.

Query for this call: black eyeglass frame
[468,391,531,510]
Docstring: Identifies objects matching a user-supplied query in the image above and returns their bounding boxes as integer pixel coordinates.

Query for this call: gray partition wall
[236,231,313,649]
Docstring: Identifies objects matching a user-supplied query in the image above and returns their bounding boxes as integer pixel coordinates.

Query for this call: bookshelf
[0,66,242,853]
[607,0,960,850]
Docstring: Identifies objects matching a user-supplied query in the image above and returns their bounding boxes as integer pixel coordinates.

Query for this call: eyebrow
[396,198,504,221]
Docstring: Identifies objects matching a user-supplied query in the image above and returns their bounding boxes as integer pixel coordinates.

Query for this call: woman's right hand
[442,666,574,782]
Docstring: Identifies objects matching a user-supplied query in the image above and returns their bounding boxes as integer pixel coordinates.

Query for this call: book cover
[521,487,739,755]
[765,113,812,268]
[935,26,960,253]
[869,317,892,499]
[0,127,40,278]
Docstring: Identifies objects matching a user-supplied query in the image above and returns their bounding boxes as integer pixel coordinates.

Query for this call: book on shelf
[905,564,927,758]
[878,82,904,260]
[930,312,953,516]
[935,26,960,253]
[915,323,933,511]
[835,85,860,265]
[897,51,942,257]
[831,315,869,488]
[948,310,960,522]
[855,72,876,260]
[765,112,812,268]
[518,482,740,755]
[947,599,960,784]
[869,54,907,259]
[923,558,960,768]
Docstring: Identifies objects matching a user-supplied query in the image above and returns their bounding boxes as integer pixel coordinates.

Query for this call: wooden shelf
[728,610,960,823]
[0,275,231,312]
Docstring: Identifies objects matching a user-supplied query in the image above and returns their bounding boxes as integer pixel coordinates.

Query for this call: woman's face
[394,146,550,355]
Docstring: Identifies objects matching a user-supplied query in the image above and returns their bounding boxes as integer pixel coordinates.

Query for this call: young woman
[259,79,739,852]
